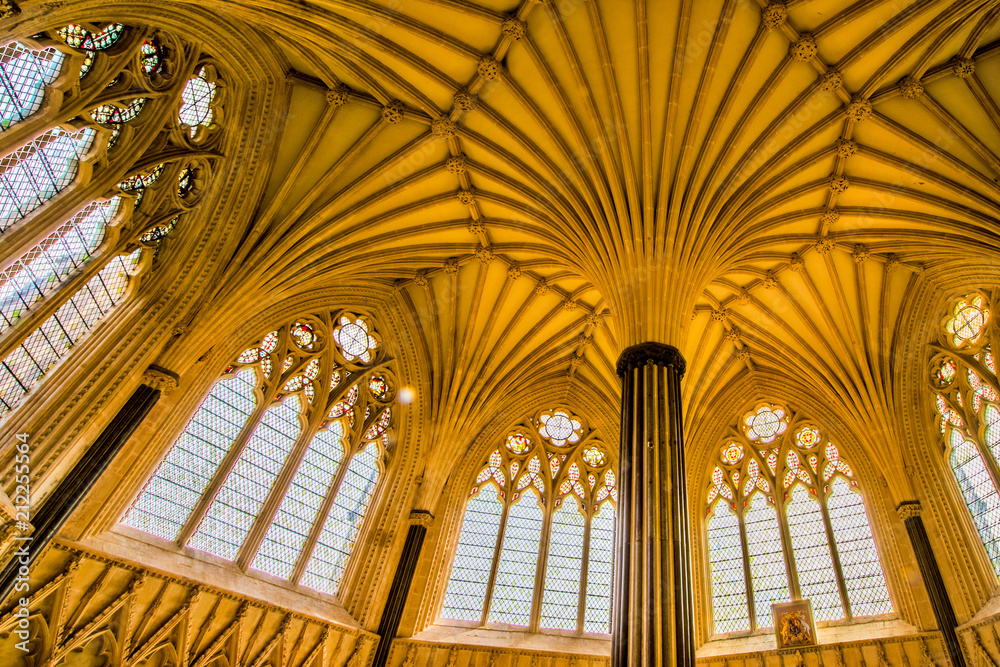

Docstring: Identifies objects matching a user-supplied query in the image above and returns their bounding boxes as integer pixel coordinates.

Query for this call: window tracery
[440,408,617,634]
[706,403,892,635]
[930,292,1000,576]
[122,313,395,598]
[0,24,227,417]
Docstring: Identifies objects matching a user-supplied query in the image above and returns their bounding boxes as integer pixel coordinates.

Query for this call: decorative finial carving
[790,35,818,62]
[836,138,857,158]
[710,308,728,322]
[829,175,849,194]
[952,57,975,79]
[815,237,836,254]
[616,343,686,378]
[789,253,804,271]
[413,270,429,287]
[478,56,502,81]
[326,84,350,107]
[475,244,494,264]
[725,328,741,343]
[846,96,872,122]
[899,75,924,99]
[822,207,840,225]
[507,262,522,279]
[534,279,550,296]
[454,89,478,111]
[562,298,578,311]
[884,253,900,273]
[0,0,20,19]
[821,70,843,91]
[502,16,526,41]
[381,100,405,124]
[457,189,477,205]
[737,291,752,306]
[443,257,460,274]
[467,219,485,234]
[142,366,179,396]
[432,117,457,138]
[762,3,787,29]
[852,244,870,263]
[445,155,468,174]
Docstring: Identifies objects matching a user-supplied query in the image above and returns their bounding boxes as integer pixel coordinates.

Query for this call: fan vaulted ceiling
[176,0,999,501]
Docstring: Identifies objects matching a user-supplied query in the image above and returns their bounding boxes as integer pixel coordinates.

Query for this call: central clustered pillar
[612,343,694,667]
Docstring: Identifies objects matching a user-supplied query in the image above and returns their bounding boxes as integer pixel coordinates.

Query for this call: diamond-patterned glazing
[951,430,1000,576]
[786,485,843,621]
[187,396,302,559]
[1,42,64,130]
[584,503,614,634]
[488,489,544,626]
[122,369,258,539]
[540,502,585,630]
[745,493,788,629]
[441,489,504,621]
[827,477,892,616]
[707,501,750,633]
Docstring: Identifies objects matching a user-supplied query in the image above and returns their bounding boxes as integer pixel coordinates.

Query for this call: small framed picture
[772,599,817,649]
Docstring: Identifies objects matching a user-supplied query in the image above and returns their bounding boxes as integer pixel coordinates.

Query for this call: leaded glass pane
[950,430,1000,576]
[583,502,614,634]
[187,396,302,560]
[178,69,216,133]
[122,369,258,539]
[786,485,843,621]
[827,477,892,616]
[540,501,585,630]
[0,250,139,416]
[488,488,544,626]
[744,493,788,629]
[0,127,96,232]
[707,501,750,633]
[300,441,381,595]
[0,197,116,334]
[251,423,346,579]
[441,489,504,622]
[1,42,64,130]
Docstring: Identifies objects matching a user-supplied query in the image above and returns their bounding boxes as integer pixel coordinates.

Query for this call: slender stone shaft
[370,510,432,667]
[0,381,162,603]
[612,343,693,667]
[896,501,966,667]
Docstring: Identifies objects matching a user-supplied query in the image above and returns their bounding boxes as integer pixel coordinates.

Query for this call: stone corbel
[141,365,179,397]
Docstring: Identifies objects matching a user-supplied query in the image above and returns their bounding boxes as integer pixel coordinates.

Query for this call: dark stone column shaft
[612,343,693,667]
[897,501,966,667]
[0,382,161,603]
[371,511,431,667]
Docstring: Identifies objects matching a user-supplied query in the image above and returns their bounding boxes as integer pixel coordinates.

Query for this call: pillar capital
[616,342,686,378]
[896,500,922,521]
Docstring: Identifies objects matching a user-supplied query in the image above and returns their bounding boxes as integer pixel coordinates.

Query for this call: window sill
[71,526,362,629]
[413,622,611,656]
[698,615,917,657]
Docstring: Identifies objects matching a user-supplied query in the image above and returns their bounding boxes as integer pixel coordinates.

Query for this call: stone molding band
[616,342,686,378]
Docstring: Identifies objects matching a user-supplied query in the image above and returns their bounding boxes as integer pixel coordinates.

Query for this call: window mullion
[736,503,757,632]
[175,375,281,547]
[234,400,325,571]
[0,240,123,364]
[529,498,555,632]
[480,500,511,626]
[288,426,361,586]
[775,492,802,600]
[819,492,852,620]
[576,511,593,635]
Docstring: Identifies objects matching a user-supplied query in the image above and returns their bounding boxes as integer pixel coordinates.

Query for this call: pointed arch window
[705,404,892,636]
[122,314,396,598]
[0,25,224,418]
[440,409,617,634]
[931,293,1000,576]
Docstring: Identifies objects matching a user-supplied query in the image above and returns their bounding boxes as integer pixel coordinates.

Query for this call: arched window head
[122,312,396,598]
[706,403,892,636]
[931,292,1000,576]
[0,25,228,420]
[440,407,617,634]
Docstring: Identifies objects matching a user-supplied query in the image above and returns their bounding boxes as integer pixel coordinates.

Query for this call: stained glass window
[0,248,141,415]
[122,314,394,599]
[933,294,1000,577]
[705,403,892,635]
[178,67,217,135]
[1,41,64,129]
[0,127,96,232]
[440,408,616,634]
